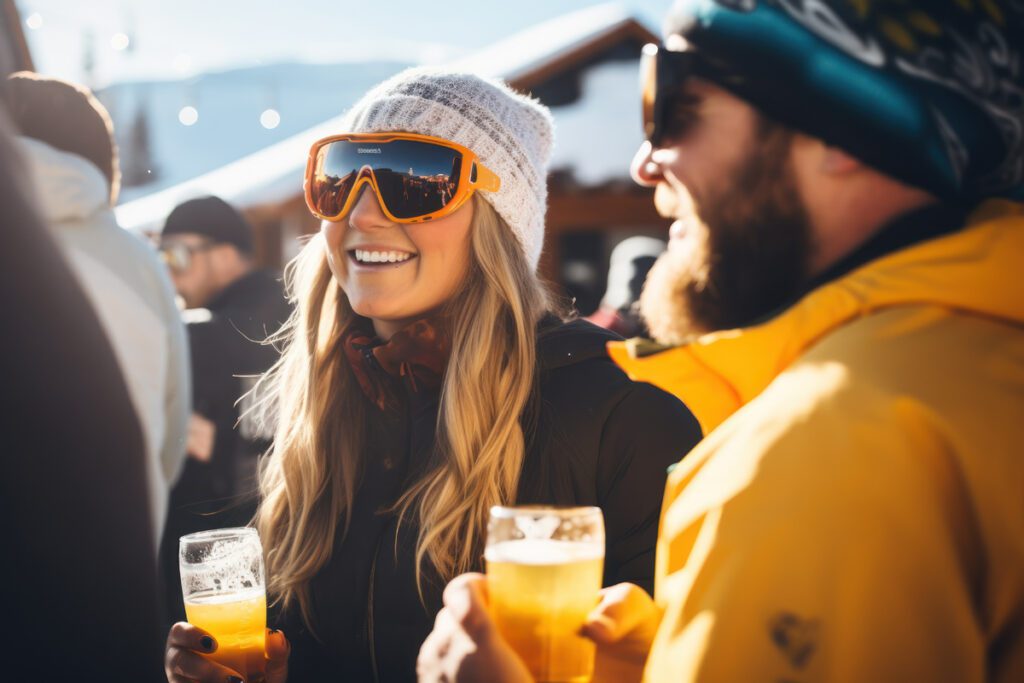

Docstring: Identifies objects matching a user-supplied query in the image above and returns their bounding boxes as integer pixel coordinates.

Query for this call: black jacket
[184,268,292,499]
[279,318,702,682]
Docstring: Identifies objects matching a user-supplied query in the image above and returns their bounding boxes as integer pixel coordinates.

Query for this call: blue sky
[18,0,673,87]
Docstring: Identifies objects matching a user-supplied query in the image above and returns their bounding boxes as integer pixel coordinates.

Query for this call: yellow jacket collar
[608,200,1024,434]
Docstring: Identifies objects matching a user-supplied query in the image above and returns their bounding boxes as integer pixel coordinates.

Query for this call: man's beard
[640,123,813,344]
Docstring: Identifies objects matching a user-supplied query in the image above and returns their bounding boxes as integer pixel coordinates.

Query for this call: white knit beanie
[340,67,555,270]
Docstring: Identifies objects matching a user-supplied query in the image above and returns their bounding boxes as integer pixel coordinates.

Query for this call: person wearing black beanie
[157,195,292,629]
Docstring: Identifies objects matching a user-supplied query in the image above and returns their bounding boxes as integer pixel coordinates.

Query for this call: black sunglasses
[640,43,744,148]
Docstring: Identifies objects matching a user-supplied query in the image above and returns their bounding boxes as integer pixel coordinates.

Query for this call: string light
[260,109,281,129]
[178,106,199,126]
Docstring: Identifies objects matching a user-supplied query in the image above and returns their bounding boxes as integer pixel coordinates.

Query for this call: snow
[115,115,344,233]
[549,60,644,186]
[104,61,411,198]
[111,62,411,232]
[449,3,634,82]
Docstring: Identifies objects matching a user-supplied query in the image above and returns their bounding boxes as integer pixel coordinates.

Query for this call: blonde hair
[252,195,552,628]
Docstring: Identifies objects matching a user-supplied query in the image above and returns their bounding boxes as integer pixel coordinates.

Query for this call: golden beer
[486,539,604,683]
[185,588,266,680]
[180,527,266,683]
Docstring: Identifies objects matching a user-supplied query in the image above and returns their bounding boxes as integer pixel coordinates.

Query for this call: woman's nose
[347,184,392,231]
[631,140,663,187]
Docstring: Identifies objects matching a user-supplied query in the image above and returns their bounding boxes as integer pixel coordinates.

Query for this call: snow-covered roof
[115,2,653,234]
[549,59,643,187]
[115,114,342,233]
[448,3,635,82]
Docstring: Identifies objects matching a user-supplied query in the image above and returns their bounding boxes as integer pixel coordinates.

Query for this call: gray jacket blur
[17,134,191,548]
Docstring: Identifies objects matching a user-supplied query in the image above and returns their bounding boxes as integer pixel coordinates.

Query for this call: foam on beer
[186,587,265,605]
[485,539,604,565]
[180,537,263,597]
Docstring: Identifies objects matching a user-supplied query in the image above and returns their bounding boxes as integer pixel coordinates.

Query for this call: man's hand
[417,573,533,683]
[582,583,662,683]
[187,412,215,462]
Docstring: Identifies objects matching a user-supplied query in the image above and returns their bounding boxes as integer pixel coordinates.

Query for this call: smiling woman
[162,66,703,683]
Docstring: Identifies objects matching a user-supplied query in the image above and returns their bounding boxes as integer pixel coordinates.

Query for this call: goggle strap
[472,163,501,193]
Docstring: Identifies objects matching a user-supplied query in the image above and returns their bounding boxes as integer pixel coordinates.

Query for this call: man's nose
[631,140,663,187]
[347,184,392,231]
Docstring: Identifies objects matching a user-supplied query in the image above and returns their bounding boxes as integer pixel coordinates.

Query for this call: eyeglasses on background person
[157,239,218,273]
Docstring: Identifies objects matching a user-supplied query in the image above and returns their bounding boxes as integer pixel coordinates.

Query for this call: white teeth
[353,249,414,264]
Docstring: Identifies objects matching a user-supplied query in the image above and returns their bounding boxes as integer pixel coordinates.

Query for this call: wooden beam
[546,187,666,233]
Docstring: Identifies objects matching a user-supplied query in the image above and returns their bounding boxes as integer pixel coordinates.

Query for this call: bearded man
[419,1,1024,681]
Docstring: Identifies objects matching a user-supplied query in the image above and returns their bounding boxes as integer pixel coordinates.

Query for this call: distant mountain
[98,61,412,204]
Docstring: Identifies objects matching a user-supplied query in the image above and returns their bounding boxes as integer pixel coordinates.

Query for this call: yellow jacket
[609,200,1024,682]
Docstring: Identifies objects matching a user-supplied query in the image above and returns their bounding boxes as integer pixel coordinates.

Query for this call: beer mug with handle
[485,506,605,683]
[180,527,267,682]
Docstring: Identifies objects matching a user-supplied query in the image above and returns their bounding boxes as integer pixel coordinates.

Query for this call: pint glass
[485,506,605,683]
[180,527,267,682]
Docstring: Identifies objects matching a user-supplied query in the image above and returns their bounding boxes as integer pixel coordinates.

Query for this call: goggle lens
[641,44,745,147]
[309,139,464,221]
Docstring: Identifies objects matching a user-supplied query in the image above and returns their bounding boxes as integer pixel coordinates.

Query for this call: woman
[165,67,701,683]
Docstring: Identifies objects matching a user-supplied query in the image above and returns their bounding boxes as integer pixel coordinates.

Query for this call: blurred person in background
[163,67,701,683]
[157,195,291,623]
[0,40,164,681]
[5,71,190,551]
[585,236,665,338]
[419,1,1024,681]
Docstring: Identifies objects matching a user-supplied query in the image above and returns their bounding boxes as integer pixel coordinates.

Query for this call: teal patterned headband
[666,0,1024,200]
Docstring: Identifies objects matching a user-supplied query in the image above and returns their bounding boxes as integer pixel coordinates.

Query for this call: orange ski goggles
[304,132,501,224]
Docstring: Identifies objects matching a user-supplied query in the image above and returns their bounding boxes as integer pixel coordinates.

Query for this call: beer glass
[180,527,267,682]
[485,506,605,683]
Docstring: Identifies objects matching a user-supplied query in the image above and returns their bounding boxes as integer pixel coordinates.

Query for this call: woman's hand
[581,583,662,683]
[164,622,290,683]
[417,573,533,683]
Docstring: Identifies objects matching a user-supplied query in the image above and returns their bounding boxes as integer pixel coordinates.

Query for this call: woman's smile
[347,247,419,269]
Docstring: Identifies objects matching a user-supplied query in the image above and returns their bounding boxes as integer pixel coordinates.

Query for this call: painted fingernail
[226,677,243,683]
[200,636,215,651]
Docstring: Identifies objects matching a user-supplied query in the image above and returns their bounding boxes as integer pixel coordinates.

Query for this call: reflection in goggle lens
[312,139,463,220]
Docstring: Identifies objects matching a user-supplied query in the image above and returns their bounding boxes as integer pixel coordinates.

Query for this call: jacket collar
[342,316,449,412]
[16,136,110,226]
[609,199,1024,434]
[536,315,621,371]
